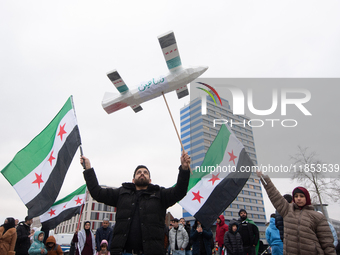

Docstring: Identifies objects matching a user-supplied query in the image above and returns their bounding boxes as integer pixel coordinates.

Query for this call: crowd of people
[0,216,114,255]
[1,154,340,255]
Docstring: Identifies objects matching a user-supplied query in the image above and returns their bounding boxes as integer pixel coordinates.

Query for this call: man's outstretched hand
[80,156,91,170]
[181,151,191,170]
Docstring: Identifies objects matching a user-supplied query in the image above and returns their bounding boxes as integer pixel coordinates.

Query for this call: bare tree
[290,146,340,216]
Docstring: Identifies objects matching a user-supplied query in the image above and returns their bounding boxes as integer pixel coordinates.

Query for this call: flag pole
[74,189,87,253]
[76,189,88,231]
[70,95,86,170]
[162,92,192,174]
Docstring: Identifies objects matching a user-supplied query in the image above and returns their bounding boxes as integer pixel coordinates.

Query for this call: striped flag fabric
[1,96,81,218]
[40,184,87,231]
[179,123,253,228]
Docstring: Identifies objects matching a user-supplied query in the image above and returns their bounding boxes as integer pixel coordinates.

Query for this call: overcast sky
[1,1,340,225]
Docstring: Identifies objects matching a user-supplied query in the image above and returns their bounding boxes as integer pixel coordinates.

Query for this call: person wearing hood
[45,235,63,255]
[224,220,243,255]
[237,209,259,255]
[257,170,336,255]
[28,231,47,255]
[72,221,96,255]
[169,218,189,255]
[190,220,213,255]
[0,217,17,255]
[96,239,110,255]
[215,215,228,255]
[265,214,283,255]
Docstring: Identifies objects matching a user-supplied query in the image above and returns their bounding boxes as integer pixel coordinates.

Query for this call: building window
[225,211,232,216]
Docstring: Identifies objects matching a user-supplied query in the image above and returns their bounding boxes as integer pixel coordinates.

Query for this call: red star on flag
[75,197,82,205]
[208,173,220,185]
[58,123,67,141]
[228,150,237,164]
[48,151,55,166]
[32,173,44,189]
[192,191,204,203]
[48,209,56,217]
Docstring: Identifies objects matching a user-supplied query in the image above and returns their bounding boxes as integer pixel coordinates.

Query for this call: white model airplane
[102,31,208,114]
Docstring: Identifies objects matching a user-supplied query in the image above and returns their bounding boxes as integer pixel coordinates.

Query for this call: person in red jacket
[215,215,229,255]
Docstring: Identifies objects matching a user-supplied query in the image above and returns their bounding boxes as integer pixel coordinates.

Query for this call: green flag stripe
[52,184,86,206]
[1,97,73,184]
[188,124,231,191]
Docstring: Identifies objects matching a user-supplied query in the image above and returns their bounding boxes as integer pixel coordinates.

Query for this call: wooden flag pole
[162,92,192,174]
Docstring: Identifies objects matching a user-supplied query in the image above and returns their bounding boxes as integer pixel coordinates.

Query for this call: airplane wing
[158,31,189,99]
[106,70,143,113]
[107,70,129,94]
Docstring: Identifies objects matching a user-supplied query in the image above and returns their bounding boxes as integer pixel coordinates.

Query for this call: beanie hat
[100,239,108,246]
[292,186,311,206]
[238,209,247,216]
[133,165,150,178]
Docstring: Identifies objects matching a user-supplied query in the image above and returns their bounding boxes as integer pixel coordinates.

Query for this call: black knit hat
[238,209,247,216]
[133,165,150,178]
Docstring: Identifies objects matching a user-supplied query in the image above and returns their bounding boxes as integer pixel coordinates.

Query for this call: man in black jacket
[96,218,114,252]
[15,216,33,255]
[81,152,191,255]
[237,209,259,255]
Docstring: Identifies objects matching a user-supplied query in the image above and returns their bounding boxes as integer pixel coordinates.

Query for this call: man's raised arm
[81,156,119,207]
[162,151,191,207]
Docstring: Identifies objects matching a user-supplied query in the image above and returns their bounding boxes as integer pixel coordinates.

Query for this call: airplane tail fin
[158,31,182,72]
[107,70,129,94]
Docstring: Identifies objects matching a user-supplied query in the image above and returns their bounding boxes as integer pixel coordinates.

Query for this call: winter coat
[83,166,190,255]
[215,215,228,247]
[260,175,336,255]
[275,210,284,241]
[15,221,31,255]
[45,235,63,255]
[183,223,192,250]
[0,226,17,255]
[28,231,47,255]
[72,229,96,255]
[237,217,259,248]
[169,225,189,251]
[224,221,243,255]
[95,226,113,252]
[191,224,213,255]
[265,218,283,247]
[328,222,338,247]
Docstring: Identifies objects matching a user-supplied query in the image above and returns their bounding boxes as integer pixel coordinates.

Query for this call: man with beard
[80,152,191,255]
[95,218,113,253]
[15,216,33,255]
[237,209,259,255]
